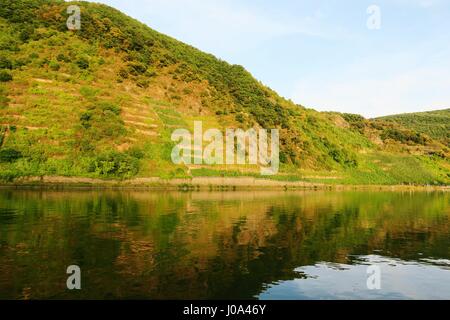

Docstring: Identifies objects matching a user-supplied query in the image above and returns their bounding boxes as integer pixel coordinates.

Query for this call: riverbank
[0,176,448,191]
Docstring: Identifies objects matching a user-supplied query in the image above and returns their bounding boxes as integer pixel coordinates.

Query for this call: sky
[85,0,450,118]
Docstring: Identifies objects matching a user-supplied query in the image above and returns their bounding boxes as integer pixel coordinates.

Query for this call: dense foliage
[377,109,450,147]
[0,0,448,184]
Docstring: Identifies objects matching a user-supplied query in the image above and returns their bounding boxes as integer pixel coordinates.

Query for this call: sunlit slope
[0,0,448,184]
[377,109,450,147]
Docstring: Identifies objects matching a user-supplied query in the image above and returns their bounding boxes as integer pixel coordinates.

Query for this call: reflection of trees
[0,190,448,299]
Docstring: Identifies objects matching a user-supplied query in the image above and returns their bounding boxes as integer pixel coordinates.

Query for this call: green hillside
[0,0,449,185]
[377,109,450,147]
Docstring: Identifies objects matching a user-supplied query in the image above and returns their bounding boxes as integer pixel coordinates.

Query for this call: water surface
[0,189,449,299]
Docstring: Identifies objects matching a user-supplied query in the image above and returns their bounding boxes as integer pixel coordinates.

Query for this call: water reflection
[0,190,449,299]
[260,255,450,300]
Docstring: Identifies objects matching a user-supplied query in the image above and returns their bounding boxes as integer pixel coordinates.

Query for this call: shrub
[77,101,125,143]
[182,88,193,95]
[19,25,34,42]
[80,112,92,129]
[117,68,129,79]
[56,53,69,62]
[79,86,99,98]
[0,71,12,82]
[342,113,366,132]
[323,139,358,168]
[128,147,144,159]
[76,57,90,69]
[136,77,150,88]
[381,128,427,145]
[0,148,22,163]
[99,101,121,115]
[145,68,157,78]
[49,60,60,71]
[127,61,147,76]
[38,58,49,67]
[235,113,244,123]
[89,151,140,178]
[0,56,12,69]
[13,58,28,68]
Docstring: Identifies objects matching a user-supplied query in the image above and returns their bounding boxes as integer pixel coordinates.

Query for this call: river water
[0,189,449,299]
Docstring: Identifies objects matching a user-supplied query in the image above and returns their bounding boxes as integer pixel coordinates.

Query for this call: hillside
[376,109,450,147]
[0,0,449,185]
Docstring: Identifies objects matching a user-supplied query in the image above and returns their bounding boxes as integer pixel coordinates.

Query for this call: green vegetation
[0,148,22,163]
[0,70,13,82]
[87,150,141,178]
[377,109,450,147]
[0,86,9,109]
[0,0,448,185]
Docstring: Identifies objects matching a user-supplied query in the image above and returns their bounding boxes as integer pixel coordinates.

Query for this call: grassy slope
[0,0,448,185]
[377,109,450,147]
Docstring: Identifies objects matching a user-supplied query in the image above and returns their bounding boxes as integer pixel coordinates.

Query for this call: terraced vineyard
[0,0,448,185]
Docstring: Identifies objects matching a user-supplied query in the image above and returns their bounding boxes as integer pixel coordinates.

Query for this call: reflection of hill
[0,190,448,299]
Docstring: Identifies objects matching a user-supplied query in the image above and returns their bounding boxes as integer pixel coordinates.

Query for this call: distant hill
[376,109,450,147]
[0,0,448,185]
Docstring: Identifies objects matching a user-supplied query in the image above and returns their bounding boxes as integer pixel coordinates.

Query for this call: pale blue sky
[85,0,450,117]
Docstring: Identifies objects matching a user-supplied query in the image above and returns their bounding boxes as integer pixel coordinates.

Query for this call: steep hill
[0,0,448,185]
[376,109,450,147]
